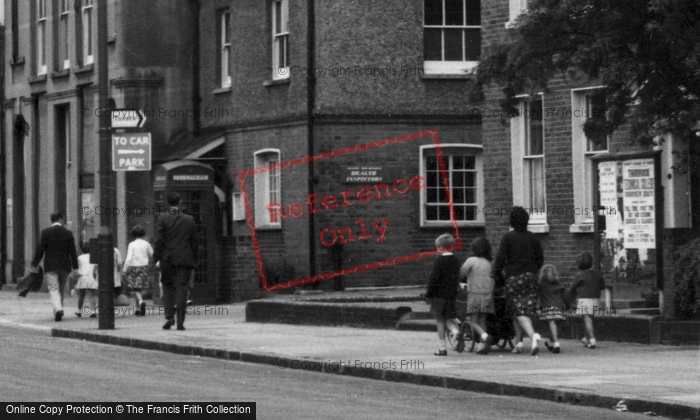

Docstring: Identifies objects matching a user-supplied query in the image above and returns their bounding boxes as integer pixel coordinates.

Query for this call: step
[629,308,660,316]
[396,318,436,332]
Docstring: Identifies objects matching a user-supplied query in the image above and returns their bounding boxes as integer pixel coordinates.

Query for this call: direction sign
[111,109,146,128]
[112,133,151,171]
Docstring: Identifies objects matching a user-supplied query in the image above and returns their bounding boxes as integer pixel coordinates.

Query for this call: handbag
[17,266,44,297]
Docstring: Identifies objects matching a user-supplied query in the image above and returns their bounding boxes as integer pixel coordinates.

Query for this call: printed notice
[598,161,619,238]
[622,159,655,248]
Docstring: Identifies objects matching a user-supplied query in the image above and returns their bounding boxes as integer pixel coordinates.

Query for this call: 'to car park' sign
[112,133,151,171]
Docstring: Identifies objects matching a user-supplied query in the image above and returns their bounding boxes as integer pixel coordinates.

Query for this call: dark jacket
[154,209,199,269]
[539,280,568,309]
[569,270,606,299]
[425,254,461,301]
[31,224,79,273]
[494,230,544,282]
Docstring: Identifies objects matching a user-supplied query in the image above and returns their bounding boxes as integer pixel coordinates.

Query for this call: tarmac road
[0,326,666,419]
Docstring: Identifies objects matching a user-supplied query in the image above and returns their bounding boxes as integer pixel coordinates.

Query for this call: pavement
[1,290,699,419]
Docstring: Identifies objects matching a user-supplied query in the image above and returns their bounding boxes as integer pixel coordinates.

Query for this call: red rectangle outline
[237,129,462,292]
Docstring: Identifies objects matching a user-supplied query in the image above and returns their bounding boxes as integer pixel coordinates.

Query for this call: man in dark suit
[154,192,199,330]
[31,211,79,321]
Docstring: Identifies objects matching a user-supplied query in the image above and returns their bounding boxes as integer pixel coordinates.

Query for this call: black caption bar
[3,403,256,419]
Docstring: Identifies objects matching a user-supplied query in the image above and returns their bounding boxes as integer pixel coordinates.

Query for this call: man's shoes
[186,300,193,307]
[177,325,185,331]
[89,313,97,318]
[54,310,64,322]
[434,350,447,356]
[163,318,175,330]
[140,301,147,316]
[75,312,82,318]
[135,309,141,317]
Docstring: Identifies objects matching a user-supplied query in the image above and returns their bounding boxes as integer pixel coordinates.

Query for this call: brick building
[183,0,485,298]
[481,0,696,316]
[2,0,196,283]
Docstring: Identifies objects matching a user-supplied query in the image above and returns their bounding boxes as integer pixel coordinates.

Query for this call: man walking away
[31,211,79,321]
[154,193,199,331]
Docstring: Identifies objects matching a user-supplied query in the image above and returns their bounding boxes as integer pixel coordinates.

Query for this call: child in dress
[425,233,461,356]
[459,237,494,355]
[123,225,153,317]
[538,264,567,353]
[569,252,606,349]
[75,244,97,318]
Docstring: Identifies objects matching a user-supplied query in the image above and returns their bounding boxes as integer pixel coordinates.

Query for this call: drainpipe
[307,0,316,281]
[0,96,5,284]
[191,0,201,134]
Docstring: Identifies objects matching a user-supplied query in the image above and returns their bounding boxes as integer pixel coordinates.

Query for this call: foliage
[474,0,700,147]
[672,238,700,319]
[640,286,659,308]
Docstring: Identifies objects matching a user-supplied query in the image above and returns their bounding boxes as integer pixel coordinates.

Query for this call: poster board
[593,152,662,291]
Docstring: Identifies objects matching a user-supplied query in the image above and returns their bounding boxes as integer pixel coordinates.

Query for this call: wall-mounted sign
[622,159,656,248]
[340,166,398,184]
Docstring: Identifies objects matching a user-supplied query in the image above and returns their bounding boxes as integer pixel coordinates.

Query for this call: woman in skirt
[123,225,153,316]
[494,206,544,355]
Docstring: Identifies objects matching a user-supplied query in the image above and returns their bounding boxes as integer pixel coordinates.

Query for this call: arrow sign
[111,109,146,128]
[112,133,151,171]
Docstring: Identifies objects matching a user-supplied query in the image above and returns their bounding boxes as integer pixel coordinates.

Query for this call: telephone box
[153,161,222,304]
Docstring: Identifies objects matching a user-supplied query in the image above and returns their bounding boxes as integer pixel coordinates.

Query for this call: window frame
[272,0,289,80]
[511,94,548,228]
[419,144,485,227]
[254,149,282,230]
[220,10,232,88]
[571,87,609,228]
[423,0,481,75]
[36,0,47,75]
[507,0,528,26]
[57,0,70,70]
[82,0,94,65]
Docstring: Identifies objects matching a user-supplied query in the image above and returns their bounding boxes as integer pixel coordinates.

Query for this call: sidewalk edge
[51,328,699,420]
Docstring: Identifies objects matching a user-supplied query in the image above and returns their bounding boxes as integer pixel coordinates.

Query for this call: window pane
[587,92,607,151]
[438,206,450,221]
[427,206,438,220]
[454,205,465,220]
[424,0,443,25]
[427,188,438,203]
[444,29,463,61]
[466,0,481,25]
[528,158,545,209]
[527,98,543,155]
[464,171,475,187]
[453,187,464,203]
[452,171,464,187]
[438,186,447,203]
[453,156,464,169]
[464,155,475,169]
[464,187,475,203]
[445,0,463,25]
[464,28,480,61]
[424,29,442,61]
[465,206,476,220]
[275,1,282,34]
[426,156,438,171]
[426,171,438,187]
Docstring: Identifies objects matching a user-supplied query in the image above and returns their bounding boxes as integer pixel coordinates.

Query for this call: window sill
[263,78,290,87]
[9,56,25,67]
[73,64,94,74]
[213,86,232,95]
[255,224,282,231]
[421,221,486,229]
[27,74,47,84]
[421,74,474,80]
[569,223,595,233]
[528,224,550,233]
[51,69,70,79]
